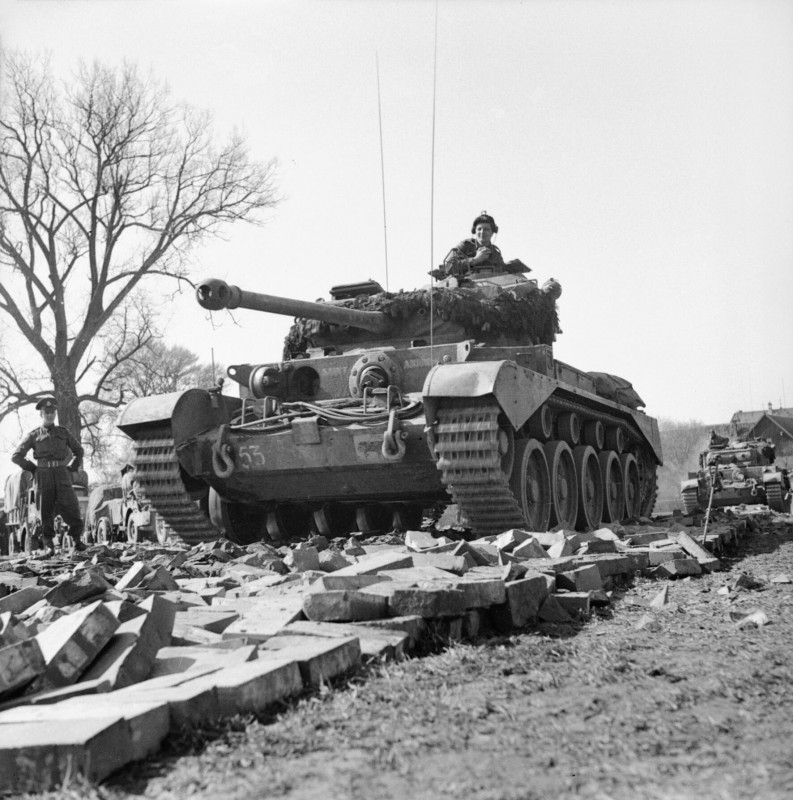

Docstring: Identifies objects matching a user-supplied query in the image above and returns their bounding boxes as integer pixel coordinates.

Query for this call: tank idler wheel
[126,517,139,544]
[209,489,267,545]
[765,482,786,513]
[356,504,394,535]
[557,413,581,447]
[392,503,424,533]
[573,445,604,531]
[605,427,626,454]
[583,420,605,450]
[266,504,312,542]
[97,518,112,545]
[508,439,552,532]
[681,487,700,515]
[544,440,578,530]
[313,503,357,538]
[527,405,554,442]
[620,453,641,520]
[598,450,625,524]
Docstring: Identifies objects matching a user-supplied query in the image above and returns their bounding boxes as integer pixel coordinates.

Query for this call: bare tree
[0,52,278,440]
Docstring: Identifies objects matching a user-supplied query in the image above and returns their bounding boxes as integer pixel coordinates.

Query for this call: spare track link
[434,400,526,536]
[132,428,219,545]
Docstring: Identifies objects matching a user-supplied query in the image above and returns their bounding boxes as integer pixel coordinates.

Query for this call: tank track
[766,482,786,513]
[433,400,527,536]
[681,487,699,515]
[131,428,219,545]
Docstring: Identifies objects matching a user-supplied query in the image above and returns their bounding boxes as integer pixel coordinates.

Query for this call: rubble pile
[0,508,779,793]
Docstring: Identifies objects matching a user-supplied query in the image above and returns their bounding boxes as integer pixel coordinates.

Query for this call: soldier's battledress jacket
[12,424,84,473]
[443,237,506,276]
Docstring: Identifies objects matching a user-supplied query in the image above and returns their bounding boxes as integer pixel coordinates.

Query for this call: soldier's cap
[472,211,498,234]
[35,396,57,411]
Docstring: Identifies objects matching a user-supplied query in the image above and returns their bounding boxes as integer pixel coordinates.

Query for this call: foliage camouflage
[282,285,561,359]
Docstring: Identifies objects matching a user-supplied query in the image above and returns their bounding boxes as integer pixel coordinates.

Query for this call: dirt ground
[27,514,793,800]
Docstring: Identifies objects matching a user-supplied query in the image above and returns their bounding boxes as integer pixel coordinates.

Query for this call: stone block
[29,601,119,693]
[280,620,408,661]
[318,550,352,572]
[115,561,151,591]
[0,637,46,696]
[44,568,113,608]
[405,530,441,551]
[445,576,506,608]
[466,542,500,565]
[175,607,240,634]
[624,549,651,571]
[537,594,573,623]
[388,586,467,619]
[141,566,180,591]
[490,573,549,630]
[557,564,603,592]
[0,586,48,616]
[511,538,550,560]
[330,552,414,576]
[310,574,393,592]
[554,592,592,618]
[671,531,722,571]
[0,715,132,794]
[0,612,32,646]
[258,634,362,686]
[576,539,619,555]
[493,529,532,552]
[150,644,257,678]
[654,558,702,578]
[221,595,305,642]
[648,547,686,566]
[410,553,473,575]
[626,530,672,546]
[284,546,321,573]
[353,615,426,649]
[303,590,388,622]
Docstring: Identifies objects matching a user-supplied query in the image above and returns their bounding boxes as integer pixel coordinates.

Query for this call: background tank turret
[680,436,791,514]
[118,270,662,545]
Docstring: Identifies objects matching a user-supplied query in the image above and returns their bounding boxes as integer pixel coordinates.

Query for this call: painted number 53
[238,443,266,469]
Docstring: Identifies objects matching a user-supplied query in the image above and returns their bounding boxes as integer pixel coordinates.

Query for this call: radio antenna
[376,53,389,291]
[429,0,439,353]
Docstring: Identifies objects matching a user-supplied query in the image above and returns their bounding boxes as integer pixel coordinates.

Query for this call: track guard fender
[681,478,699,492]
[422,360,556,431]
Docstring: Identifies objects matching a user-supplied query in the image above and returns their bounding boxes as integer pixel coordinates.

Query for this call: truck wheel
[97,518,112,545]
[126,517,139,544]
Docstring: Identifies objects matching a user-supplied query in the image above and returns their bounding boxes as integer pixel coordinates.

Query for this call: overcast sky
[1,0,792,469]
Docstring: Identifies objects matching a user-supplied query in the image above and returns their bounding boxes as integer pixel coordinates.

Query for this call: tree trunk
[51,357,82,439]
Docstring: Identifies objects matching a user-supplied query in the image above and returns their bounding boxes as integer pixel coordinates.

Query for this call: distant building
[747,414,793,471]
[729,403,793,439]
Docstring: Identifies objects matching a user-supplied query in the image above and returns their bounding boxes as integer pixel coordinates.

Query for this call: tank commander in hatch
[443,211,528,279]
[11,395,86,556]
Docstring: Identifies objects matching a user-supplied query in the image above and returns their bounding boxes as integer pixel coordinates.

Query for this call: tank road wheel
[97,518,112,545]
[573,445,604,531]
[765,482,787,513]
[313,503,357,538]
[527,405,554,442]
[599,451,625,524]
[208,489,267,545]
[583,420,605,450]
[356,504,394,535]
[605,427,626,454]
[126,517,139,544]
[266,504,312,543]
[544,441,578,529]
[681,487,700,515]
[391,503,424,533]
[508,439,552,532]
[620,453,641,520]
[557,413,581,446]
[635,447,659,517]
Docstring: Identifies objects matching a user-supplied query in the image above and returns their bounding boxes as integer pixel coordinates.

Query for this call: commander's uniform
[11,398,85,547]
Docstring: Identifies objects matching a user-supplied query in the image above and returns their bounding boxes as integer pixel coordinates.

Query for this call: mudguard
[422,360,557,430]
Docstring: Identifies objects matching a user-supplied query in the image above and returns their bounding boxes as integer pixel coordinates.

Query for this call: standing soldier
[11,396,86,556]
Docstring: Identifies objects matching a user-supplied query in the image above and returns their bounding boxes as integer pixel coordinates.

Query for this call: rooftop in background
[730,404,793,427]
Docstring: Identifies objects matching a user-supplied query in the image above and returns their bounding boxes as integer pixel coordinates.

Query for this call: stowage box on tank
[117,268,662,545]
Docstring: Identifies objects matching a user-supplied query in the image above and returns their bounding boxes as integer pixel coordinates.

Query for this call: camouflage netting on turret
[282,286,561,359]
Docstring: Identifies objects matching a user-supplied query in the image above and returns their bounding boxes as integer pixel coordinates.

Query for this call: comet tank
[117,267,662,544]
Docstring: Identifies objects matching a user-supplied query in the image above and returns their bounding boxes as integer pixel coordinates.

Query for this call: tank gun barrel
[196,278,392,334]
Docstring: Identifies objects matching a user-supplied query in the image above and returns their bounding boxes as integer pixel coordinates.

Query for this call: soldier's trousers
[35,467,83,541]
